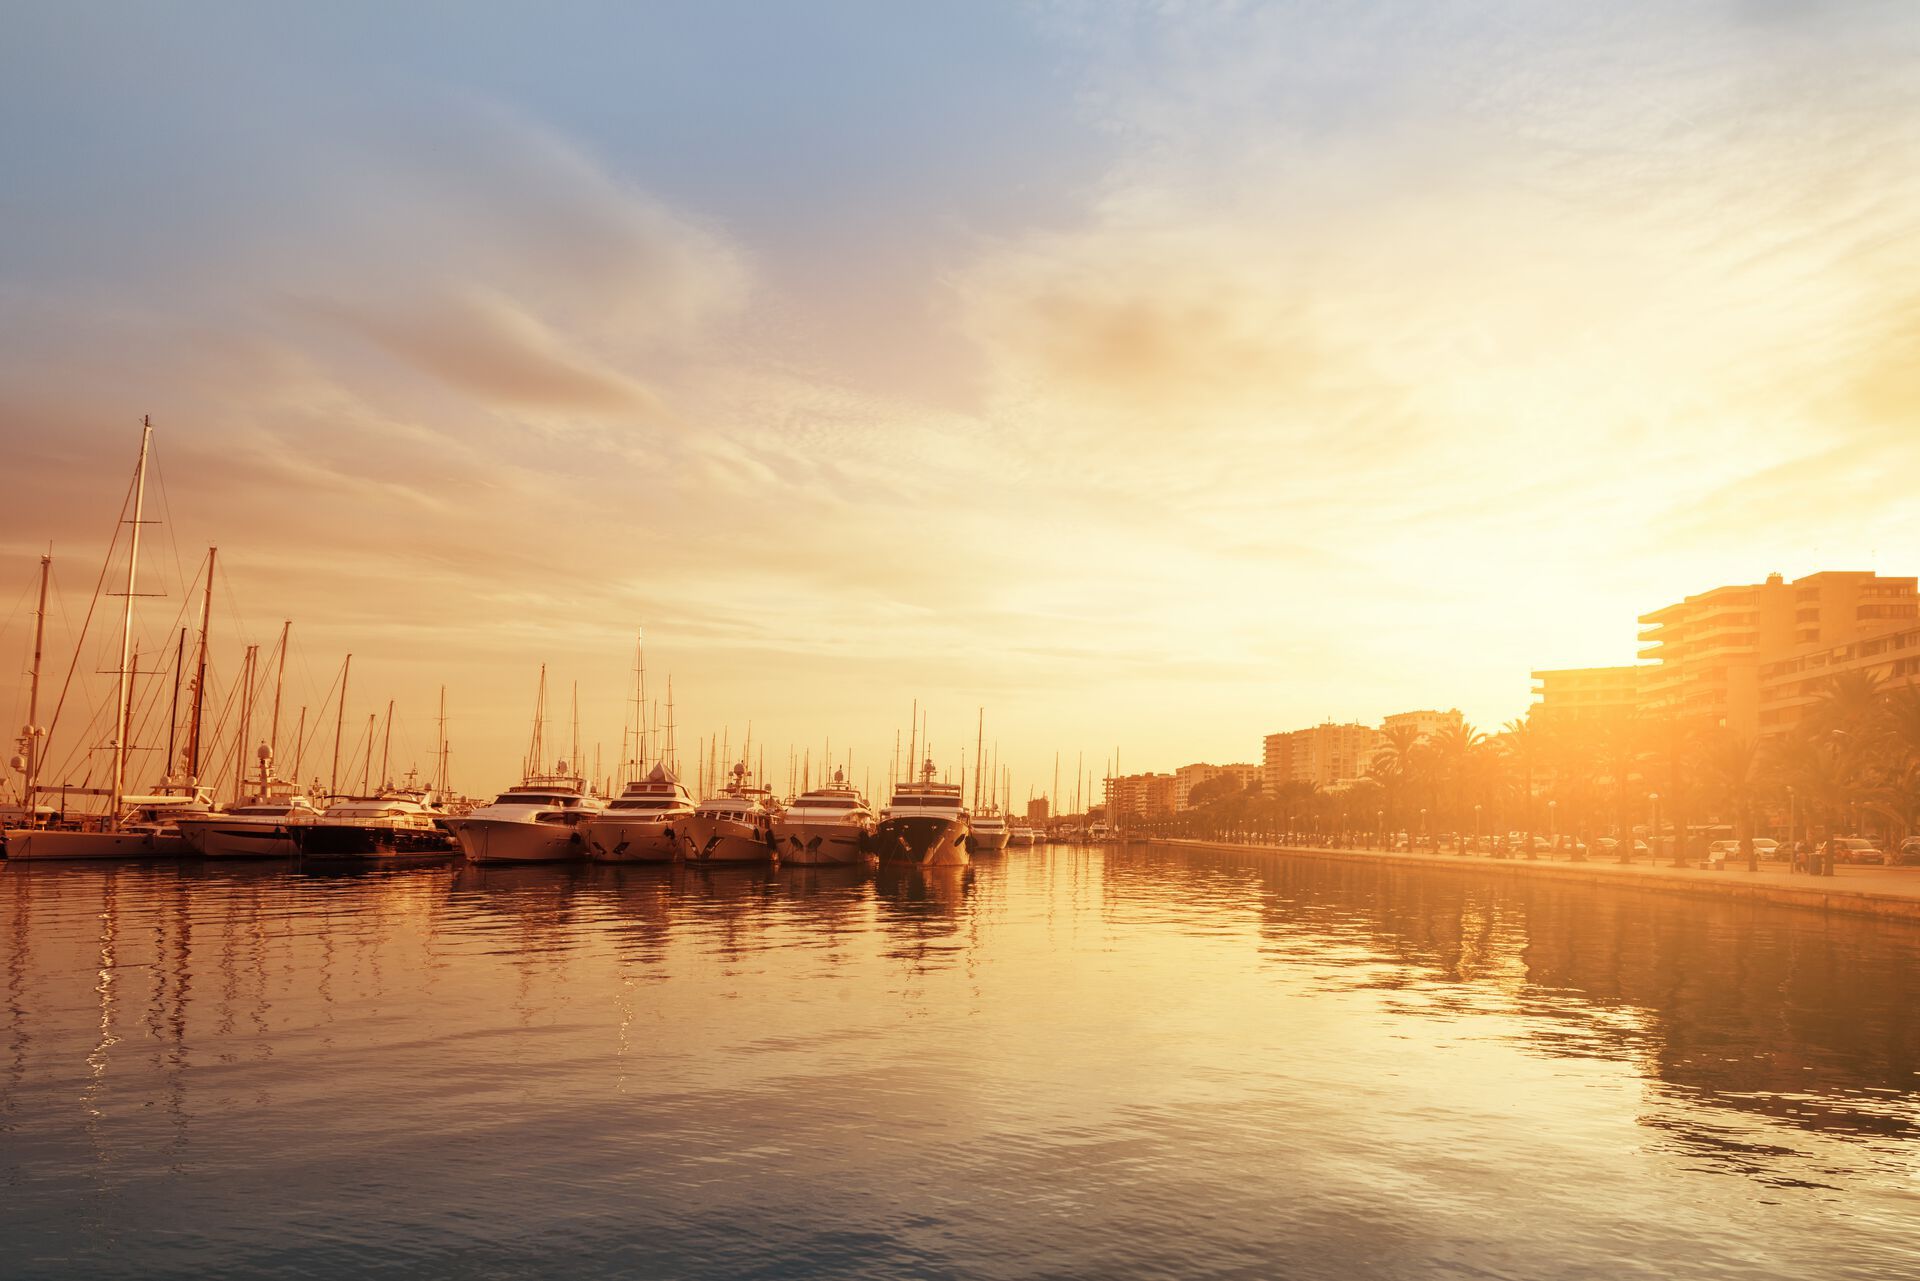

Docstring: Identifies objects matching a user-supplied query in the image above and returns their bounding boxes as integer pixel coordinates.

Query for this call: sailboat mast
[269,619,290,762]
[185,546,216,781]
[436,685,448,795]
[380,698,394,790]
[23,552,50,809]
[907,700,918,787]
[973,708,983,811]
[331,653,351,796]
[110,420,153,818]
[166,627,183,777]
[234,643,257,803]
[570,681,580,778]
[663,675,677,772]
[362,712,375,794]
[527,664,548,777]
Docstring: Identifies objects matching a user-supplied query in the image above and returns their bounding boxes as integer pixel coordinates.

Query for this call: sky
[4,1,1920,803]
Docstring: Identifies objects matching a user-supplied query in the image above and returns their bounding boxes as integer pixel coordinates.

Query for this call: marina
[5,841,1920,1280]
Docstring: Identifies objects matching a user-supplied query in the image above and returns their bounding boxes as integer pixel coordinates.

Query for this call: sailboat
[7,421,216,860]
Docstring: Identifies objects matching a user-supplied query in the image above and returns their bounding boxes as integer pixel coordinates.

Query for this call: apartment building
[1638,571,1917,735]
[1263,722,1382,790]
[1173,762,1260,810]
[1528,667,1642,725]
[1104,772,1176,820]
[1759,625,1920,734]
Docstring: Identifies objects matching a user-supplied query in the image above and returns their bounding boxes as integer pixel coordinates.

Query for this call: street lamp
[1474,803,1482,855]
[1420,807,1428,851]
[1787,785,1797,870]
[1547,799,1557,860]
[1650,791,1662,866]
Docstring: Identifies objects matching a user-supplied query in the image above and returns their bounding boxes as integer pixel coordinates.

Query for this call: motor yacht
[584,761,695,864]
[967,806,1011,855]
[297,771,458,863]
[176,747,321,859]
[772,768,874,865]
[874,759,969,866]
[446,766,603,864]
[680,762,779,864]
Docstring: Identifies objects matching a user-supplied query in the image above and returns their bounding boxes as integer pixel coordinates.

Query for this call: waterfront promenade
[1152,837,1920,923]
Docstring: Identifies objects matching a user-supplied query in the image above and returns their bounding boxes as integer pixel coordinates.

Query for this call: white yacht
[176,747,321,859]
[967,807,1011,855]
[297,779,457,863]
[772,768,874,865]
[446,767,603,864]
[680,762,779,864]
[1009,823,1039,847]
[874,759,969,867]
[585,761,695,864]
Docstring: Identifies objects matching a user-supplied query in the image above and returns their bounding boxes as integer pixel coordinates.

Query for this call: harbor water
[4,844,1918,1279]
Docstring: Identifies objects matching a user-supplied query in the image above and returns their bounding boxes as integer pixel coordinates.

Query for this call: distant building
[1760,625,1920,735]
[1529,667,1641,725]
[1026,797,1050,823]
[1379,709,1462,742]
[1173,762,1259,810]
[1262,733,1294,797]
[1263,723,1381,790]
[1640,571,1917,734]
[1105,772,1176,820]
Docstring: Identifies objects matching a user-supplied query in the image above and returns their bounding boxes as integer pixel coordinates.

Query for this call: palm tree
[1698,730,1764,870]
[1500,718,1540,856]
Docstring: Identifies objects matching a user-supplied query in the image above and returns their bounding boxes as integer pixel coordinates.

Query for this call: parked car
[1899,837,1920,866]
[1837,838,1886,865]
[1751,838,1780,859]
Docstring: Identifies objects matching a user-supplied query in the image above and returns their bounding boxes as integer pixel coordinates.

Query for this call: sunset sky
[4,2,1919,802]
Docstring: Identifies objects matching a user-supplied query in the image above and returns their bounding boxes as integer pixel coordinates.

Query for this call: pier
[1152,837,1920,924]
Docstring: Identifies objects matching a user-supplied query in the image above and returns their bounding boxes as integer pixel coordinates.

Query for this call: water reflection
[3,847,1920,1279]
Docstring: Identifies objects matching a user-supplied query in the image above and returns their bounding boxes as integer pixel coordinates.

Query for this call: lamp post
[1473,803,1482,856]
[1787,785,1797,872]
[1547,799,1557,860]
[1420,807,1428,852]
[1650,791,1662,866]
[1377,809,1385,851]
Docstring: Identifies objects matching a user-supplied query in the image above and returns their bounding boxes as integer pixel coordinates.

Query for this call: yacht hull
[177,820,304,859]
[774,819,870,865]
[680,815,775,864]
[451,818,588,864]
[4,828,188,860]
[584,816,685,864]
[968,827,1011,854]
[874,816,969,867]
[298,824,457,862]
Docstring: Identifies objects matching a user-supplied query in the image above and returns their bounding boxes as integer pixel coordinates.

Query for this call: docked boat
[772,768,874,865]
[7,778,216,861]
[967,807,1011,855]
[874,759,969,866]
[1008,822,1039,847]
[296,788,457,862]
[584,761,695,863]
[446,768,602,864]
[680,762,779,864]
[176,747,321,859]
